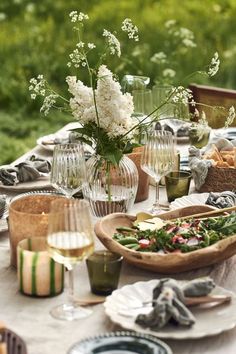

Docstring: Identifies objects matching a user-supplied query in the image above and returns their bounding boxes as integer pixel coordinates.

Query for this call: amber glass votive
[165,171,192,202]
[8,194,67,267]
[86,251,123,296]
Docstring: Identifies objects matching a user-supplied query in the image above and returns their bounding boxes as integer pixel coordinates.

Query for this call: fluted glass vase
[82,155,139,217]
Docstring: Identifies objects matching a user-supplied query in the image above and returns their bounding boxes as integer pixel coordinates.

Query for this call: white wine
[47,231,94,265]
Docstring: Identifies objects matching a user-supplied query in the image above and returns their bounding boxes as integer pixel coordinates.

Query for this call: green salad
[112,213,236,253]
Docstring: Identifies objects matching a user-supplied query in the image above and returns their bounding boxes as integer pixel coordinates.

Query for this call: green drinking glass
[165,171,192,202]
[86,250,123,296]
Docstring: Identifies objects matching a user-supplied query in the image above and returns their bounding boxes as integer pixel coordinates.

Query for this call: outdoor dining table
[0,123,236,354]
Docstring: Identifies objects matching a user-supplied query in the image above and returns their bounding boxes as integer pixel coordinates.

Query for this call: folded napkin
[206,191,236,209]
[0,155,51,186]
[135,277,215,330]
[189,146,212,190]
[155,121,190,137]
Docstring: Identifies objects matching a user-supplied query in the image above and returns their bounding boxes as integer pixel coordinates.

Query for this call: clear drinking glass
[141,130,175,214]
[121,75,150,93]
[50,143,86,198]
[47,199,94,320]
[152,85,173,119]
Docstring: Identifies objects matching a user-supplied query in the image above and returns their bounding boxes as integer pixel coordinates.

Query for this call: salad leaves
[113,213,236,253]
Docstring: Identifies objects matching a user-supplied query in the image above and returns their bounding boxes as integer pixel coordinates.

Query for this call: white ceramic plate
[170,193,210,210]
[104,279,236,339]
[37,132,69,152]
[0,176,51,193]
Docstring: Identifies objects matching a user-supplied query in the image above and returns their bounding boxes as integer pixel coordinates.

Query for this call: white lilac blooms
[121,18,139,41]
[66,65,135,138]
[225,106,236,128]
[171,86,193,106]
[96,65,134,138]
[69,11,89,23]
[66,76,94,124]
[208,52,220,77]
[103,30,121,57]
[40,94,58,116]
[29,75,46,98]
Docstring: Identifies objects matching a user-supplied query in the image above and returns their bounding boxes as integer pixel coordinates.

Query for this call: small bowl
[8,194,67,267]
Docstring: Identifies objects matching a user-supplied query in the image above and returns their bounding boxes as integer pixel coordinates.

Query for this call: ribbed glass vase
[83,155,139,217]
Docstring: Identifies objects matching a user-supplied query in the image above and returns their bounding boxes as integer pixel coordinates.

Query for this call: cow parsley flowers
[29,11,235,164]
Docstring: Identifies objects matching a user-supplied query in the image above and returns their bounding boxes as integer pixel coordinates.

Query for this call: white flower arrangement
[29,11,235,164]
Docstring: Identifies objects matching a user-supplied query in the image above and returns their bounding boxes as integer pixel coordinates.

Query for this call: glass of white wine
[47,199,94,320]
[50,143,86,198]
[141,130,175,214]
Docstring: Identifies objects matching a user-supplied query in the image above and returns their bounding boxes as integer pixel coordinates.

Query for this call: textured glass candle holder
[17,237,64,297]
[165,171,192,202]
[8,194,67,267]
[86,251,123,296]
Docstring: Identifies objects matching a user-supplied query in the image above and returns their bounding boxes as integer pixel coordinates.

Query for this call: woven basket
[198,166,236,192]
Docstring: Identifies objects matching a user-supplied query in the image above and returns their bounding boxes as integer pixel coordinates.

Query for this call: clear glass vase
[82,155,139,217]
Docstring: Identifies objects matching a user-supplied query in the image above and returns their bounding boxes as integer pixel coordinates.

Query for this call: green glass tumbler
[165,171,192,202]
[86,251,123,296]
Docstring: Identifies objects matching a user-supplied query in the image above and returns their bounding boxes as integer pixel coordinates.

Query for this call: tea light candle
[17,237,64,297]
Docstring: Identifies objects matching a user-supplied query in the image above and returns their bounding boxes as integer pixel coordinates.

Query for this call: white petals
[162,68,176,78]
[165,19,176,29]
[66,65,135,138]
[40,94,58,115]
[103,30,121,57]
[88,43,96,49]
[121,18,139,41]
[151,52,167,64]
[208,52,220,77]
[225,106,236,128]
[68,45,86,68]
[69,11,89,23]
[171,86,193,105]
[29,75,46,97]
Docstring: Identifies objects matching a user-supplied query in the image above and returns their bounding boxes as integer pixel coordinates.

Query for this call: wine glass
[132,89,154,143]
[47,199,94,320]
[50,143,86,198]
[141,130,175,214]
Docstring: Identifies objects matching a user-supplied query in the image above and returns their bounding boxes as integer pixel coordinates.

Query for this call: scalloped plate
[170,193,210,210]
[68,331,172,354]
[104,280,236,339]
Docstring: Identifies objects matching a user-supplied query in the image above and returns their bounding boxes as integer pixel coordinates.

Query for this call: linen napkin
[135,277,215,330]
[206,191,236,209]
[0,155,51,186]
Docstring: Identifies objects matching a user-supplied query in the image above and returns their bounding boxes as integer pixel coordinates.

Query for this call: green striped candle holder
[17,237,64,297]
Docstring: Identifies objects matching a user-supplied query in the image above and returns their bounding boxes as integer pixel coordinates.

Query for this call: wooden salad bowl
[94,205,236,273]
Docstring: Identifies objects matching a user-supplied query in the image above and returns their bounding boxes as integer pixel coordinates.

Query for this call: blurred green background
[1,0,236,164]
